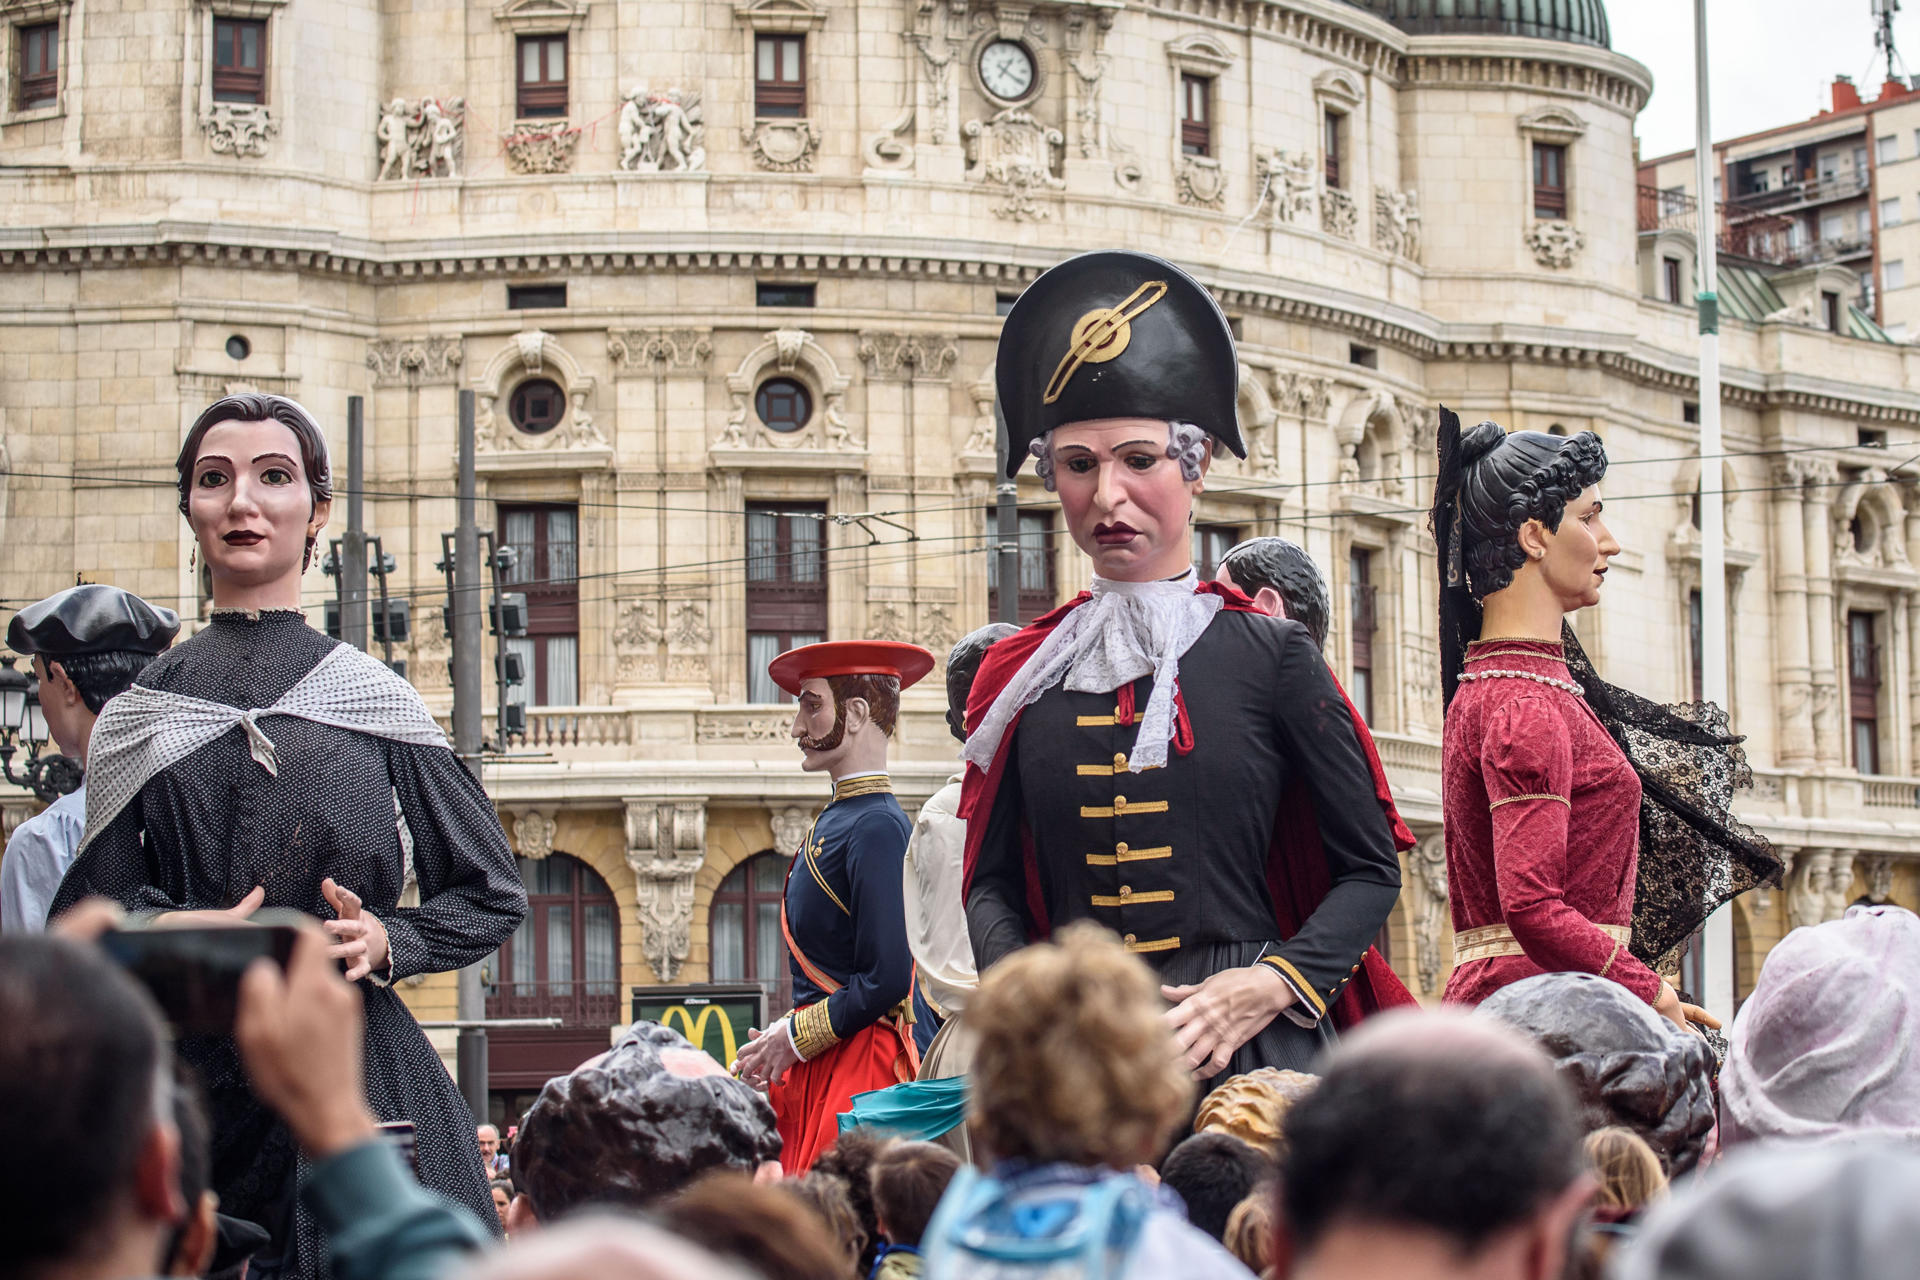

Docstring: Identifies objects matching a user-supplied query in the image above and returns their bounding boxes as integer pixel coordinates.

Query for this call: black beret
[7,585,180,658]
[996,250,1243,477]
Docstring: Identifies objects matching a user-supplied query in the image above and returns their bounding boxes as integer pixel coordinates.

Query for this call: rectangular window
[1192,525,1241,581]
[985,509,1057,624]
[1663,255,1683,304]
[1848,611,1881,774]
[497,504,580,707]
[995,291,1021,316]
[756,282,816,308]
[1349,343,1377,368]
[1821,153,1839,182]
[1887,259,1906,291]
[1882,196,1901,226]
[211,17,267,104]
[1180,74,1212,158]
[1880,135,1898,164]
[1821,211,1844,241]
[1323,111,1344,189]
[16,21,57,110]
[507,283,567,310]
[1823,290,1843,332]
[1854,145,1869,174]
[1688,589,1704,704]
[746,503,827,703]
[516,34,567,117]
[755,34,805,118]
[1349,548,1377,724]
[1532,142,1568,219]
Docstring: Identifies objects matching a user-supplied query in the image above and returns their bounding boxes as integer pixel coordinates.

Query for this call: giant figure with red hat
[962,251,1416,1086]
[732,639,934,1171]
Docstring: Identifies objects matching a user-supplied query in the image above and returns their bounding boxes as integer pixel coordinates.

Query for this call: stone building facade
[3,0,1918,1099]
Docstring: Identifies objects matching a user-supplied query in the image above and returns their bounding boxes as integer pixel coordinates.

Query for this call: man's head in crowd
[1273,1010,1589,1280]
[969,922,1193,1170]
[1613,1142,1920,1280]
[657,1173,851,1280]
[510,1021,782,1225]
[1,934,186,1280]
[1159,1132,1276,1243]
[1720,904,1920,1148]
[946,623,1018,741]
[809,1129,894,1275]
[1480,970,1716,1175]
[1216,537,1331,652]
[871,1141,962,1250]
[477,1124,501,1166]
[783,1172,866,1276]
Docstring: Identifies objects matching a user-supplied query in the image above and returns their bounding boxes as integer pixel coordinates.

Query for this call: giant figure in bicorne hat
[731,639,935,1171]
[961,251,1415,1084]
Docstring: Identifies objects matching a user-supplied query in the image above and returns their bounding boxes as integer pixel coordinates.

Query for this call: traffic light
[501,704,527,736]
[499,649,525,687]
[490,592,528,637]
[323,599,341,639]
[373,598,411,644]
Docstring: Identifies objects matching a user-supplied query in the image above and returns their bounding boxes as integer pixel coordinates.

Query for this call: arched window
[510,378,566,434]
[486,853,619,1027]
[709,851,792,1015]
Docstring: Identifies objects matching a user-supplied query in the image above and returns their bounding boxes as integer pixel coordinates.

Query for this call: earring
[189,545,196,572]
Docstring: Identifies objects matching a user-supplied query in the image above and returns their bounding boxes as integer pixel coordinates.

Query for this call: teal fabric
[304,1140,488,1280]
[837,1074,971,1141]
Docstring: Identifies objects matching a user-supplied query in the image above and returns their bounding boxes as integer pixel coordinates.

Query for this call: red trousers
[770,1015,913,1172]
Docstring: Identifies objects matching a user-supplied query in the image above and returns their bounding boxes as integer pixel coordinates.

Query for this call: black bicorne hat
[995,250,1243,478]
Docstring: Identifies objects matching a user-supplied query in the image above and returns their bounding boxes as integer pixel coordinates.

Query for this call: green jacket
[305,1140,489,1280]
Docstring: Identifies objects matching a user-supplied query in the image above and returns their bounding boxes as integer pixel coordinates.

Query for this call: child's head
[870,1142,963,1248]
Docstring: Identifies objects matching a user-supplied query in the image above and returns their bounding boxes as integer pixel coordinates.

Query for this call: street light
[0,655,81,803]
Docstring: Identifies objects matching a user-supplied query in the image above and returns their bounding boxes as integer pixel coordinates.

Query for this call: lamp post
[0,656,82,804]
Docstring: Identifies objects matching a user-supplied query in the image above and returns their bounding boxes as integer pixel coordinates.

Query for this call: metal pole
[342,396,370,652]
[452,389,489,1118]
[1693,0,1735,1025]
[993,396,1020,625]
[370,534,395,668]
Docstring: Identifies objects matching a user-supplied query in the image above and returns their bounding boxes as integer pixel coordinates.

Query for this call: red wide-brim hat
[767,640,936,697]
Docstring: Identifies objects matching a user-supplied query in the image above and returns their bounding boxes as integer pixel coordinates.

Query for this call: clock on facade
[979,39,1037,102]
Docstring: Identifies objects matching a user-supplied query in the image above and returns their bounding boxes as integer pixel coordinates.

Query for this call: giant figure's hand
[155,885,266,928]
[322,877,390,982]
[1162,966,1298,1078]
[731,1018,802,1091]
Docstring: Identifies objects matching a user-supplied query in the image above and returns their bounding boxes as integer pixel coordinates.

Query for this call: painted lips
[1094,522,1140,546]
[222,531,266,546]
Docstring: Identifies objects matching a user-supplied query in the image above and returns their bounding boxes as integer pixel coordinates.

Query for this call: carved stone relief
[473,330,605,453]
[1862,853,1897,902]
[375,97,465,180]
[1272,370,1334,422]
[503,121,582,175]
[743,119,821,172]
[1407,832,1449,996]
[1256,148,1319,225]
[201,103,278,158]
[920,602,958,659]
[718,328,858,451]
[619,86,706,172]
[612,599,665,681]
[1321,187,1357,240]
[607,328,714,373]
[857,331,960,379]
[1374,188,1422,261]
[963,108,1064,221]
[366,336,465,387]
[1527,220,1586,269]
[626,799,708,983]
[1177,157,1227,210]
[770,805,816,858]
[867,0,968,169]
[666,601,712,683]
[869,602,913,644]
[512,809,557,860]
[1787,847,1857,928]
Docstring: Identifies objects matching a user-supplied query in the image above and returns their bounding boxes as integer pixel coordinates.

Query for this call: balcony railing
[1637,185,1807,267]
[484,980,621,1029]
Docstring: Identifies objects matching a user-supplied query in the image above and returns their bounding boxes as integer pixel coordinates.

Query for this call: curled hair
[49,649,161,715]
[1430,410,1607,706]
[176,393,333,518]
[946,623,1017,742]
[1216,538,1331,653]
[1029,421,1213,492]
[968,922,1193,1168]
[828,672,901,738]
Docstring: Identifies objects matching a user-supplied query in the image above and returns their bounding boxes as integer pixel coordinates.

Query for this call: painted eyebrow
[1057,438,1162,453]
[252,452,299,467]
[194,454,233,468]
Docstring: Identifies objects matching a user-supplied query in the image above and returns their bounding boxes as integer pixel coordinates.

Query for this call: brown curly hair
[968,923,1193,1168]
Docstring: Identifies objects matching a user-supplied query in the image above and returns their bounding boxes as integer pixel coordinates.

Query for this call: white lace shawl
[962,571,1223,775]
[79,642,451,855]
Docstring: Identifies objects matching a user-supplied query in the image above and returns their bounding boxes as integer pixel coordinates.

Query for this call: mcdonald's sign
[630,983,768,1067]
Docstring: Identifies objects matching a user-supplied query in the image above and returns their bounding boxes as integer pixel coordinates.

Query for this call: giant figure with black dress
[961,252,1415,1084]
[731,640,934,1171]
[49,394,527,1279]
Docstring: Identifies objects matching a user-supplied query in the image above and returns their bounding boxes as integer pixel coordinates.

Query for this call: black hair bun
[1460,419,1507,466]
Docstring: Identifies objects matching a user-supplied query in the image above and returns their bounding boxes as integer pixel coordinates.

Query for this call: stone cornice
[7,223,1916,427]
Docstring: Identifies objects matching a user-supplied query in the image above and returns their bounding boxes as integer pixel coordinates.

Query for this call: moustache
[798,717,847,753]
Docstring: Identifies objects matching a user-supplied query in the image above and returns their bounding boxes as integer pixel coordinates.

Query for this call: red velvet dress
[1440,638,1663,1008]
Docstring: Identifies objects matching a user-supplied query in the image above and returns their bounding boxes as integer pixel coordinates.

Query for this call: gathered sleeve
[1481,697,1662,1003]
[381,742,528,982]
[794,810,913,1059]
[49,792,191,921]
[1260,623,1403,1021]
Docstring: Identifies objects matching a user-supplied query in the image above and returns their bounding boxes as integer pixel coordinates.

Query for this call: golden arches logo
[1040,280,1169,405]
[661,1004,741,1065]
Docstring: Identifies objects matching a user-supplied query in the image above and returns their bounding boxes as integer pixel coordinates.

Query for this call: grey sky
[1616,0,1920,159]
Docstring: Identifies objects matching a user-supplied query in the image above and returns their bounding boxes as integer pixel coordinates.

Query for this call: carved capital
[857,331,961,380]
[625,798,708,983]
[366,336,464,387]
[200,103,278,158]
[608,327,714,374]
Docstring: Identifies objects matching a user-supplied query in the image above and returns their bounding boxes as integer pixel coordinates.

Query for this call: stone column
[1770,460,1815,765]
[1801,460,1843,765]
[625,798,709,984]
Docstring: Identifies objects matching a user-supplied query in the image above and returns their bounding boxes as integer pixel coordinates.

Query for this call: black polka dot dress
[51,610,527,1277]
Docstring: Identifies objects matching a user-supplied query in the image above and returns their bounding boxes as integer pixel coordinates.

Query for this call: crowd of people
[5,249,1918,1280]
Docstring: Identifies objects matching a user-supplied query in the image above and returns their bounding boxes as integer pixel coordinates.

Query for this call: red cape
[959,580,1416,1029]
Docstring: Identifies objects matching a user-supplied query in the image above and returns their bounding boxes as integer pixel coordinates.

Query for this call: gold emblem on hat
[1041,279,1169,405]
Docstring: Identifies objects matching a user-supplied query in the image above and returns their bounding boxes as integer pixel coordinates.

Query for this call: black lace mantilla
[1563,628,1782,973]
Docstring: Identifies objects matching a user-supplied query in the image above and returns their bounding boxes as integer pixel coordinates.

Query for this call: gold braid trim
[1489,792,1571,810]
[832,775,894,802]
[1258,955,1328,1017]
[791,1001,840,1061]
[1597,941,1624,980]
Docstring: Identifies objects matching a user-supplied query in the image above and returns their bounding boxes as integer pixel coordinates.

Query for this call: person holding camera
[48,394,528,1277]
[1,585,178,933]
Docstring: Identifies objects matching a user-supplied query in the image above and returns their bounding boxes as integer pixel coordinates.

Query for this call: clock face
[979,40,1037,102]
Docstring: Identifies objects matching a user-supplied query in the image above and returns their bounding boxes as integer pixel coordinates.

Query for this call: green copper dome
[1342,1,1611,49]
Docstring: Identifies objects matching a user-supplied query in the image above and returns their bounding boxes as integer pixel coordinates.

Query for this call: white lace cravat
[963,571,1222,774]
[79,643,451,855]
